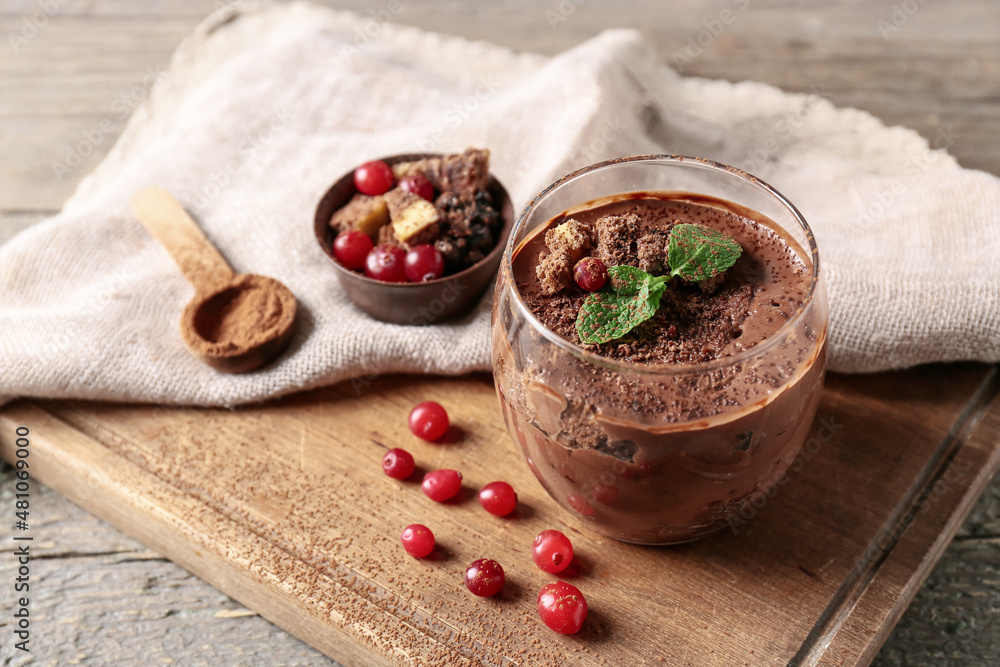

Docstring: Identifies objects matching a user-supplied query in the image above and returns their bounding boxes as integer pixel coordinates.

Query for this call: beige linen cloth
[1,2,998,407]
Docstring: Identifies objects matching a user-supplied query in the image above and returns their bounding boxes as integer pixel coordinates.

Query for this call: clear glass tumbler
[491,155,829,544]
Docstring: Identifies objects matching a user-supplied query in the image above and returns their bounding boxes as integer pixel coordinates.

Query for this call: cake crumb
[593,212,637,266]
[544,218,592,262]
[329,193,389,236]
[637,228,671,275]
[536,251,573,295]
[393,147,490,198]
[384,187,440,246]
[378,222,401,247]
[697,273,726,293]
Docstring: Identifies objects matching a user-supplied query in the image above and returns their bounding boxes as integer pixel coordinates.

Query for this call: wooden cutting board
[2,365,999,666]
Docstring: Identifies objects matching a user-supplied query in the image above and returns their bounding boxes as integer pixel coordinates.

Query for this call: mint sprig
[575,224,742,345]
[577,266,669,344]
[666,223,743,282]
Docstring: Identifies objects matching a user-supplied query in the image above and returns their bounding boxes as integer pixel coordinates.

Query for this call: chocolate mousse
[517,192,810,366]
[492,190,827,544]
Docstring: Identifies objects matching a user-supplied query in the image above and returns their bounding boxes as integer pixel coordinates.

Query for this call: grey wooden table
[1,1,998,665]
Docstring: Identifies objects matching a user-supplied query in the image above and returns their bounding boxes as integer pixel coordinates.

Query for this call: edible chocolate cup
[314,153,514,326]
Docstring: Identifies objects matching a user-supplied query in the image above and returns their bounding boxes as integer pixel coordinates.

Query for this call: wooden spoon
[130,187,298,374]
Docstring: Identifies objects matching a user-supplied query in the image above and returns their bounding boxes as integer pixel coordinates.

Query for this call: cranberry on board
[364,244,407,283]
[478,481,518,516]
[422,469,462,502]
[404,245,445,282]
[408,401,449,441]
[464,558,506,597]
[332,229,373,271]
[537,582,588,634]
[532,529,574,574]
[400,524,435,558]
[399,173,435,201]
[381,448,415,480]
[354,160,394,196]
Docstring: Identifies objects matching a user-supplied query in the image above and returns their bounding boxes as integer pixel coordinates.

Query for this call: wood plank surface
[2,365,999,665]
[1,1,999,665]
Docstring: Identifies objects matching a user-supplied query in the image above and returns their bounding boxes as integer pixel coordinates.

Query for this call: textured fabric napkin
[1,1,998,407]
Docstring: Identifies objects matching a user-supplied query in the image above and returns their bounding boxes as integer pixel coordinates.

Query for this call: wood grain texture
[871,404,1000,667]
[808,371,1000,666]
[2,365,999,665]
[2,1,1000,665]
[0,475,329,667]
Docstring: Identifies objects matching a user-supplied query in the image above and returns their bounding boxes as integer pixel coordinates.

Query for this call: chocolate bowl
[314,153,514,325]
[491,155,830,545]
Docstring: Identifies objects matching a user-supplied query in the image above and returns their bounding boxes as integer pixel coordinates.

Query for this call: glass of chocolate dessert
[492,155,828,545]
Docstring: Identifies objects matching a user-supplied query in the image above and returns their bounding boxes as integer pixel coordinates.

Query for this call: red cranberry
[381,448,415,480]
[464,558,505,597]
[537,582,588,634]
[422,469,462,502]
[592,483,620,506]
[354,160,394,196]
[566,493,595,517]
[333,229,373,271]
[404,245,445,282]
[478,481,517,516]
[532,529,573,574]
[364,244,407,282]
[400,524,435,558]
[408,401,449,441]
[574,257,608,291]
[399,173,435,201]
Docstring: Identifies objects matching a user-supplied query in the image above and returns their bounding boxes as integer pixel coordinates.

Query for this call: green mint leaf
[667,223,742,282]
[605,264,647,293]
[576,266,668,345]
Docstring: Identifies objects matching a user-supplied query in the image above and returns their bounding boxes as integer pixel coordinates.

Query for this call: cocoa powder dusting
[186,274,294,355]
[514,193,811,365]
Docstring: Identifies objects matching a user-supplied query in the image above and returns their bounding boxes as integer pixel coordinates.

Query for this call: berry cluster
[386,401,589,635]
[333,160,446,283]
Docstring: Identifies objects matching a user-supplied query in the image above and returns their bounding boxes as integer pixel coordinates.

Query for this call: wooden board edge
[0,402,417,667]
[816,368,1000,666]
